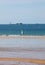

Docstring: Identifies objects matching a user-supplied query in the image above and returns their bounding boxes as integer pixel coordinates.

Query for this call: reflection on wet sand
[0,36,45,65]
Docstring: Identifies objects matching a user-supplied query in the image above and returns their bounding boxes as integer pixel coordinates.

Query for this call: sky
[0,0,45,24]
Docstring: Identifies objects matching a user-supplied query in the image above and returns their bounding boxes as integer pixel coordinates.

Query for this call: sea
[0,24,45,65]
[0,24,45,35]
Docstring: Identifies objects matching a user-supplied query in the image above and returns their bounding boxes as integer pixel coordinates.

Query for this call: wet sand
[0,58,45,64]
[0,35,45,65]
[0,47,45,65]
[0,47,45,52]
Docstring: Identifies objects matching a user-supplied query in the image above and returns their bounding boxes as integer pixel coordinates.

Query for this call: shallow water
[0,37,45,48]
[0,51,45,59]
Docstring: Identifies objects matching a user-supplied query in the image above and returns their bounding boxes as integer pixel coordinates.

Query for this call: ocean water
[0,24,45,35]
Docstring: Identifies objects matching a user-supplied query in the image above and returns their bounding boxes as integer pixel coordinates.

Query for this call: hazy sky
[0,0,45,24]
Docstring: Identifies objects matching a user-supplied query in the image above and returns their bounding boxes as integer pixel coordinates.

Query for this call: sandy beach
[0,58,45,64]
[0,35,45,65]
